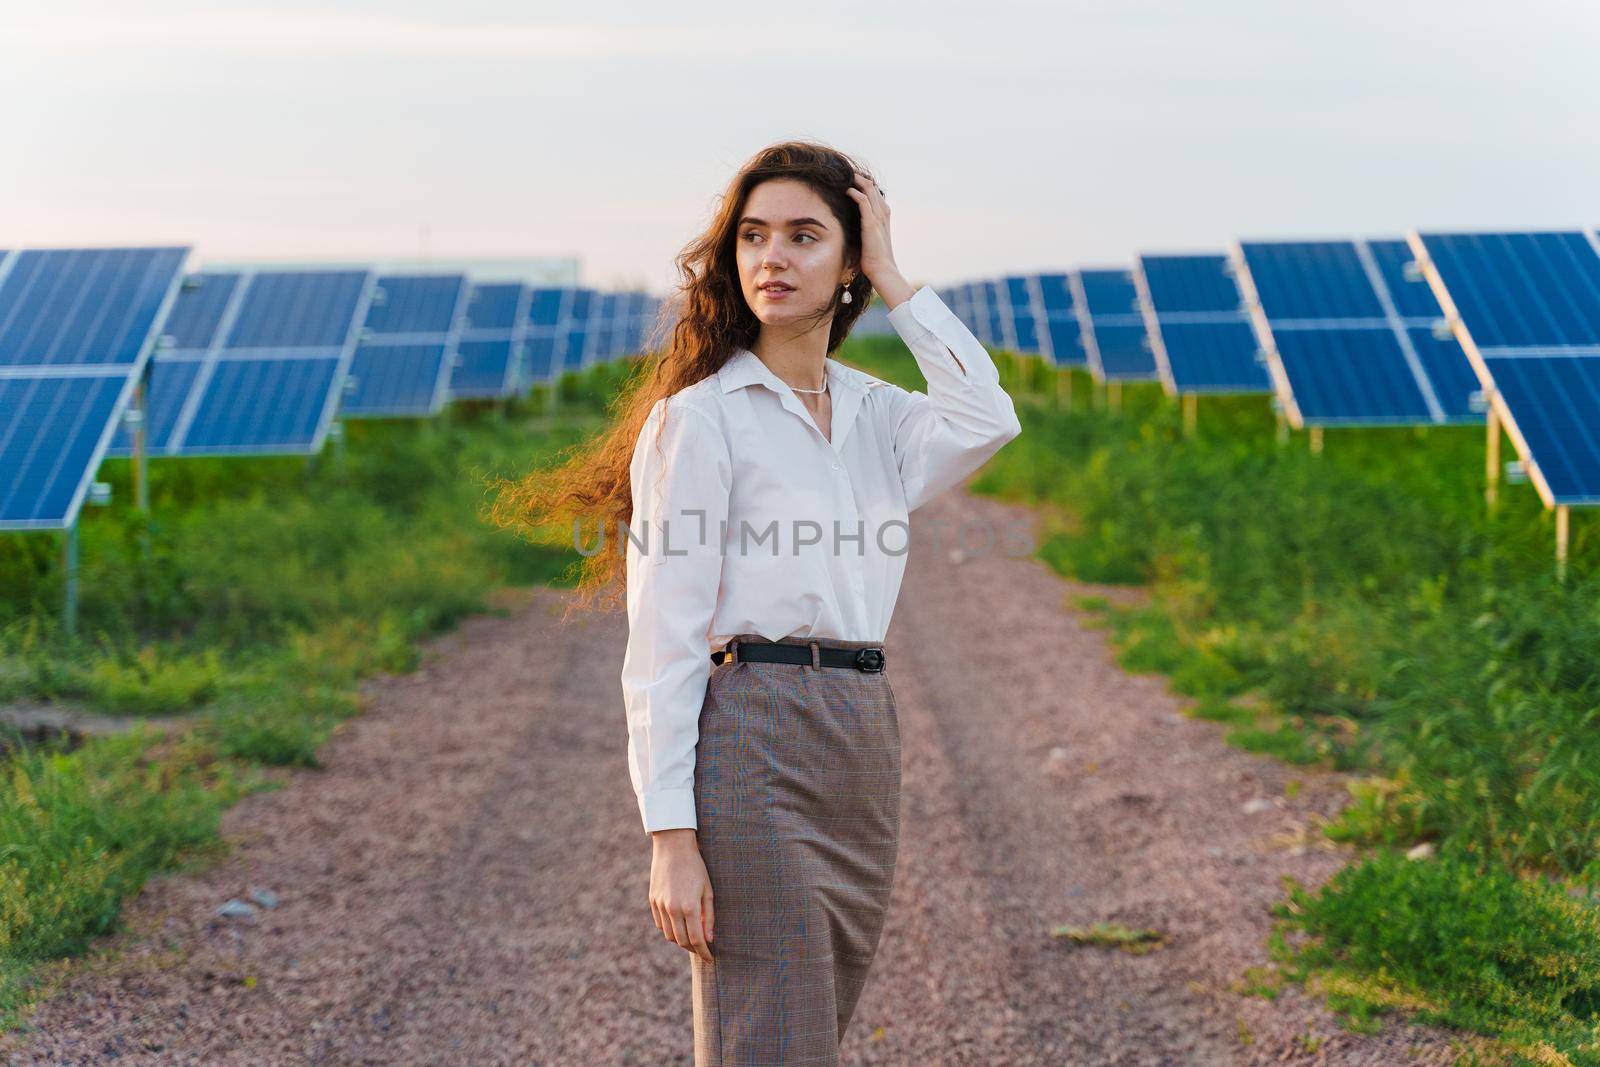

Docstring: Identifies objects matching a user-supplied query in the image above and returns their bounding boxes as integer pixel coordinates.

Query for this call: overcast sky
[4,1,1596,294]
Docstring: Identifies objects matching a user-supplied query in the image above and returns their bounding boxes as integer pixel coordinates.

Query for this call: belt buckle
[854,647,885,672]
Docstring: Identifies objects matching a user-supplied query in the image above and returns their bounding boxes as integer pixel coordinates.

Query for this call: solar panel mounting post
[62,522,79,639]
[1485,401,1500,509]
[1556,505,1569,582]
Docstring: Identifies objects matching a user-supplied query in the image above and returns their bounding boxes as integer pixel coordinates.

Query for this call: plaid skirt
[690,633,903,1067]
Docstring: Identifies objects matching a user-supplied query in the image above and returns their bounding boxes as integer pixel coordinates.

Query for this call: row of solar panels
[0,249,662,530]
[938,230,1600,507]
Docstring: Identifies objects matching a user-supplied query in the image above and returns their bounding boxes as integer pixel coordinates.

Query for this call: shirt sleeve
[619,397,732,835]
[883,284,1024,512]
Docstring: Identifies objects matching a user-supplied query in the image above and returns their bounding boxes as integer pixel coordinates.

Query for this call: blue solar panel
[1369,240,1446,321]
[1037,273,1074,312]
[225,271,371,350]
[1079,270,1141,316]
[562,328,590,371]
[451,283,528,399]
[1412,230,1600,504]
[1000,276,1041,355]
[341,274,465,418]
[453,339,518,396]
[0,246,188,529]
[115,358,203,453]
[1481,356,1600,504]
[509,286,570,390]
[0,375,131,527]
[1043,317,1085,367]
[0,247,188,369]
[156,272,242,351]
[107,272,249,458]
[527,288,566,328]
[465,283,525,332]
[1140,254,1242,314]
[1155,321,1268,394]
[1239,242,1383,322]
[1238,238,1477,427]
[522,337,558,384]
[122,268,374,456]
[1138,254,1270,395]
[344,342,451,417]
[362,275,466,336]
[1073,269,1156,381]
[1027,273,1084,367]
[1273,328,1433,423]
[180,357,343,454]
[558,288,597,371]
[982,281,1005,347]
[594,292,620,363]
[1091,323,1158,379]
[1417,232,1600,350]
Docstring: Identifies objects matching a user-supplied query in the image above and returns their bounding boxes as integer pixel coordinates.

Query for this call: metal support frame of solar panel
[1135,254,1272,397]
[1069,268,1158,382]
[1409,229,1600,508]
[1,247,189,530]
[1233,238,1479,429]
[450,282,531,399]
[342,274,470,419]
[112,269,375,457]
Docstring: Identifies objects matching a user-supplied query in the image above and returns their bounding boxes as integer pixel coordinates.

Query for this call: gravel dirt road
[4,487,1476,1065]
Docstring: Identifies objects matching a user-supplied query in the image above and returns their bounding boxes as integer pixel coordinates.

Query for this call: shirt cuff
[886,284,1003,385]
[886,285,949,342]
[640,786,697,835]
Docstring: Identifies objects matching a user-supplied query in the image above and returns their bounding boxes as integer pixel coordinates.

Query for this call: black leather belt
[711,640,886,672]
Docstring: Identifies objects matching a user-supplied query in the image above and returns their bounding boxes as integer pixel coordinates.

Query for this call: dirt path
[5,488,1471,1065]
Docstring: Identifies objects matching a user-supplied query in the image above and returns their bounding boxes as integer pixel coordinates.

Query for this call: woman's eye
[742,232,762,243]
[794,233,816,244]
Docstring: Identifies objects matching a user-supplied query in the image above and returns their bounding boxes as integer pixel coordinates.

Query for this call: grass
[841,339,1600,1065]
[0,364,631,1031]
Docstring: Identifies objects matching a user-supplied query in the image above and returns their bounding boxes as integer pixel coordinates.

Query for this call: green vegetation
[844,338,1600,1066]
[0,365,628,1029]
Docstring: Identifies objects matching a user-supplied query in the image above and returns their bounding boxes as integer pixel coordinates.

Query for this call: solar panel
[449,282,529,399]
[1235,238,1479,427]
[560,288,596,373]
[1071,268,1157,381]
[1136,254,1271,396]
[109,269,374,457]
[342,274,468,418]
[1034,273,1085,368]
[982,280,1005,348]
[999,275,1042,355]
[1410,230,1600,505]
[1,247,188,530]
[521,287,571,389]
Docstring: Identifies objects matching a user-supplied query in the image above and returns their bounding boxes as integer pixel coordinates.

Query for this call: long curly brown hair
[484,139,879,619]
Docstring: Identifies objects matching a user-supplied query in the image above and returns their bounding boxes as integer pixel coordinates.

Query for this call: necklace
[790,381,828,395]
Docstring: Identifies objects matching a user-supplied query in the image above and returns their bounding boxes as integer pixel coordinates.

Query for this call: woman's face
[735,178,853,328]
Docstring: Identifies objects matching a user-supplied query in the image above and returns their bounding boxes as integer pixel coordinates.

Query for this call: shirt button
[832,463,840,471]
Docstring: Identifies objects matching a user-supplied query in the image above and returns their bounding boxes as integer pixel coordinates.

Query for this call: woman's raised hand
[649,829,715,963]
[845,170,913,309]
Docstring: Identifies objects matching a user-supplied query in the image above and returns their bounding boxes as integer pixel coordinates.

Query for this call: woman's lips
[760,286,794,299]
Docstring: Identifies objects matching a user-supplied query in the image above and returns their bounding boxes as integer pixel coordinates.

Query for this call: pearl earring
[841,285,853,305]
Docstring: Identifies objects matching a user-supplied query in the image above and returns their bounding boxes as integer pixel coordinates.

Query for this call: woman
[495,140,1021,1064]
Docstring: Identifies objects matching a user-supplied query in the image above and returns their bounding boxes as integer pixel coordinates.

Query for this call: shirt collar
[716,346,870,453]
[717,347,865,397]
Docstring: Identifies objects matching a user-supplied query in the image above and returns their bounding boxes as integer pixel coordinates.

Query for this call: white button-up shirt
[619,284,1022,834]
